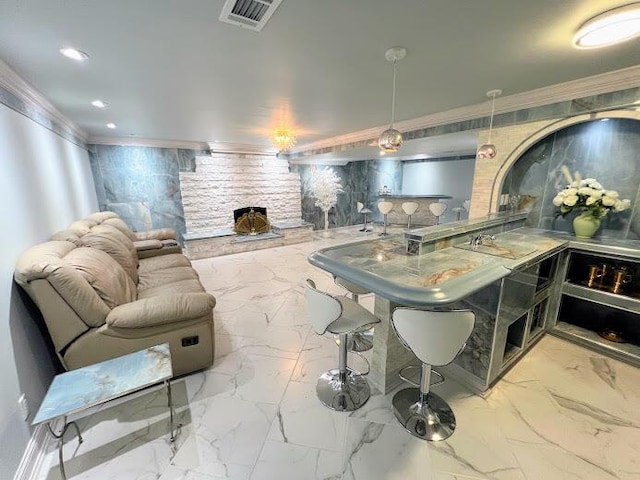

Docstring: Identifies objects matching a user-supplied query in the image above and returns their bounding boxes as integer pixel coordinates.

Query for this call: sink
[454,241,537,259]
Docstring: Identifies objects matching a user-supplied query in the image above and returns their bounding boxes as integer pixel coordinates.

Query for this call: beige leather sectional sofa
[14,211,215,377]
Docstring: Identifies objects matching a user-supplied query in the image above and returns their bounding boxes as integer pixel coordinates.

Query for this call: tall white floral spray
[309,168,344,231]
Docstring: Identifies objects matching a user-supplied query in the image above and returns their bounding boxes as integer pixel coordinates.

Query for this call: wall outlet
[18,394,29,421]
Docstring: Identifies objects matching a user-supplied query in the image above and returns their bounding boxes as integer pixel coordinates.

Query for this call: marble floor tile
[186,352,296,405]
[267,380,348,452]
[32,226,640,480]
[341,418,434,480]
[250,440,343,480]
[171,397,276,471]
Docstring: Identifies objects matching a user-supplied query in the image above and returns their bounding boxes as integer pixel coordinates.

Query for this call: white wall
[0,103,97,476]
[401,158,475,222]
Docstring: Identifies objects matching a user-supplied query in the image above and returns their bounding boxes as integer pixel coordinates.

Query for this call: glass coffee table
[32,344,179,480]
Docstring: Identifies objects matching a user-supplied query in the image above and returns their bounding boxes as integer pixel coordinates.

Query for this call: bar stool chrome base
[349,329,374,352]
[392,387,456,441]
[316,368,371,411]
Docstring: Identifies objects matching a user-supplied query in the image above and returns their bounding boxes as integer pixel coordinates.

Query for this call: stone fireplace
[179,153,303,233]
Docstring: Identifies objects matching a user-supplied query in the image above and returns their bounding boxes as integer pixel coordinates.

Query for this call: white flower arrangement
[552,167,631,219]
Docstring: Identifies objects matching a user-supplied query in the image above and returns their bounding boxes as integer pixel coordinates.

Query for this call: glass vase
[572,211,601,239]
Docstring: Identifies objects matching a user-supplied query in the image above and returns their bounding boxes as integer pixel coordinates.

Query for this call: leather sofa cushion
[64,247,137,312]
[138,278,206,299]
[50,229,83,246]
[137,266,199,291]
[80,226,139,283]
[106,292,216,328]
[102,217,138,241]
[138,253,191,273]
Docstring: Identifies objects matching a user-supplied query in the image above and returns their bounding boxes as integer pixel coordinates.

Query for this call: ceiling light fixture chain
[378,46,407,153]
[477,88,502,160]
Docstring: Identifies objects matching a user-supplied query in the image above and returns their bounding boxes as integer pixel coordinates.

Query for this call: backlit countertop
[308,229,568,307]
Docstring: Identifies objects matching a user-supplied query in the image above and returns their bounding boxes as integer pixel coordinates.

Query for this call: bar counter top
[308,228,568,307]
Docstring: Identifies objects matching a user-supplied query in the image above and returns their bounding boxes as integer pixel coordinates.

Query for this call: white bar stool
[334,276,374,352]
[357,201,372,232]
[452,207,464,221]
[391,308,475,441]
[401,202,419,229]
[428,202,447,225]
[305,279,381,411]
[378,201,394,236]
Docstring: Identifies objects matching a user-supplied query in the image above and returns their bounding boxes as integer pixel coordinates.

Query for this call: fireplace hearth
[234,207,270,235]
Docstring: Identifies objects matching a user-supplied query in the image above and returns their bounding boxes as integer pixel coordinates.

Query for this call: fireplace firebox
[233,207,270,235]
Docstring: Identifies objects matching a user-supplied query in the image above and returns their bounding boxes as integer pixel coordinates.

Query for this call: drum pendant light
[378,47,407,153]
[477,89,502,160]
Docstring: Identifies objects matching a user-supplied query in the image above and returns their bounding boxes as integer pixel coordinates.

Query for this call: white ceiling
[0,0,639,150]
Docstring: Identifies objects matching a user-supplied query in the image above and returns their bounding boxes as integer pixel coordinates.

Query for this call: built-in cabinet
[450,251,561,392]
[550,248,640,367]
[488,253,559,384]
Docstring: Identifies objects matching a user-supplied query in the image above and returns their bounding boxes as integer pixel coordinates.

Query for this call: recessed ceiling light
[91,100,107,108]
[106,122,117,129]
[59,47,89,60]
[573,3,640,49]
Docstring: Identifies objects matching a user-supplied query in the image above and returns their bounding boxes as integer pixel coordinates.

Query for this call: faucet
[468,234,495,246]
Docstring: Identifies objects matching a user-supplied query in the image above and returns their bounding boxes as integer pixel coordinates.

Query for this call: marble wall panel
[292,161,378,230]
[502,118,640,239]
[88,144,199,242]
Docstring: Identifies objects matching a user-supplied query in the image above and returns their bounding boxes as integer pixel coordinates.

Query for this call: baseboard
[13,424,53,480]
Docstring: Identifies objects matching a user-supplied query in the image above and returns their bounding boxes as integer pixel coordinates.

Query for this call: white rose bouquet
[553,167,631,219]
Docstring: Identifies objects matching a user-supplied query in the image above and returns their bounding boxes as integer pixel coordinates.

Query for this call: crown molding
[207,141,278,155]
[292,64,640,154]
[88,136,210,150]
[0,59,88,142]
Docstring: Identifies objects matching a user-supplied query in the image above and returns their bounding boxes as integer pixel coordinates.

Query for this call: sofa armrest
[134,228,177,242]
[106,293,216,329]
[134,239,164,251]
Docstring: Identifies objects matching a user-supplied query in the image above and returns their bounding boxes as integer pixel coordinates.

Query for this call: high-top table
[32,344,178,480]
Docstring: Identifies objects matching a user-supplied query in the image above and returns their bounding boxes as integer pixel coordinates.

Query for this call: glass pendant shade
[477,143,497,159]
[378,128,403,152]
[378,47,406,153]
[477,89,502,160]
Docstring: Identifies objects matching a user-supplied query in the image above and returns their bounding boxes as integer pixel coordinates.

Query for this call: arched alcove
[498,116,640,239]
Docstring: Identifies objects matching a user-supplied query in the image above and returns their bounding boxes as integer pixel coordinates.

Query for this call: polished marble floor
[35,226,640,480]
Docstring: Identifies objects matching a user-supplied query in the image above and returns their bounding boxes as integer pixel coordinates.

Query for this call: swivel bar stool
[305,279,380,411]
[334,276,374,352]
[428,202,447,225]
[401,202,419,229]
[391,307,475,440]
[378,201,394,236]
[357,201,372,232]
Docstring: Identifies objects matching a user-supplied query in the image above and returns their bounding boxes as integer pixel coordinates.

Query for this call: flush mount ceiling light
[106,122,117,129]
[573,3,640,49]
[477,89,502,160]
[59,47,89,60]
[91,100,107,108]
[271,126,296,152]
[378,47,407,153]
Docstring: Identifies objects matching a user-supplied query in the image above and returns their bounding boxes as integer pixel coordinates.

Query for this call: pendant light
[477,89,502,160]
[378,47,407,153]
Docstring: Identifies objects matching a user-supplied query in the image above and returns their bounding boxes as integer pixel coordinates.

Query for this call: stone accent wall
[179,153,302,232]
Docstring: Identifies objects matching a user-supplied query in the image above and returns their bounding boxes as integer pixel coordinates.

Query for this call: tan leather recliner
[85,211,182,258]
[15,218,215,377]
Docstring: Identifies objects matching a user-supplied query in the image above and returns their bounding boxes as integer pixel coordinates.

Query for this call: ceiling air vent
[219,0,283,32]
